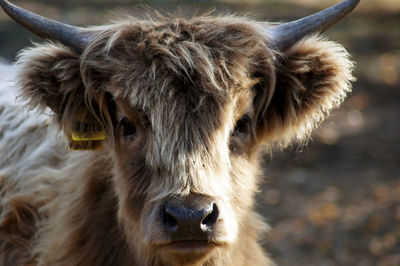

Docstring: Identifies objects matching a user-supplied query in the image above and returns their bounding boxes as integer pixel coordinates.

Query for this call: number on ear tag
[71,130,106,141]
[68,140,103,151]
[69,110,106,150]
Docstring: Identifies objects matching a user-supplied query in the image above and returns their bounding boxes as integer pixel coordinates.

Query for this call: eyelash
[119,117,136,138]
[233,114,251,135]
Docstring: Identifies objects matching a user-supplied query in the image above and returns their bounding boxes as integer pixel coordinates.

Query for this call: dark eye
[119,117,136,137]
[230,114,252,153]
[233,114,251,136]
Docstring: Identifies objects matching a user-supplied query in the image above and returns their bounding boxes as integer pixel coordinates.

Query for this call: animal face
[79,20,273,263]
[0,0,358,265]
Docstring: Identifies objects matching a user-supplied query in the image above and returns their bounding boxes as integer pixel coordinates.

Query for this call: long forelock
[80,12,272,105]
[79,13,274,196]
[140,91,235,199]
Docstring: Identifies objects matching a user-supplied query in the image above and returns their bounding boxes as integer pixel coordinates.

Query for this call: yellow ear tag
[68,111,106,151]
[71,130,106,141]
[68,140,103,151]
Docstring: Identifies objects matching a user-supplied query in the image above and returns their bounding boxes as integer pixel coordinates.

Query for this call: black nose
[161,196,219,241]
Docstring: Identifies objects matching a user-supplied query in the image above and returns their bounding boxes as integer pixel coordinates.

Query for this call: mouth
[165,240,217,252]
[157,240,224,264]
[159,240,225,255]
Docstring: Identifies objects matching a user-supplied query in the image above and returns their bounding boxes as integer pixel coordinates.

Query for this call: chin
[156,241,226,266]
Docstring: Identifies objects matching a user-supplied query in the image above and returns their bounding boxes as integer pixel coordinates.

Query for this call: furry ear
[257,36,355,147]
[17,44,107,150]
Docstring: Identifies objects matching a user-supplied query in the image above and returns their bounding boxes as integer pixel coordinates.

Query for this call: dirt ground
[1,1,399,265]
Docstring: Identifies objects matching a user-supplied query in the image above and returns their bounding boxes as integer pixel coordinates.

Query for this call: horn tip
[269,0,361,51]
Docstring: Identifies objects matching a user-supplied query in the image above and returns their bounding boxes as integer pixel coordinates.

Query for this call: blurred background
[1,0,399,265]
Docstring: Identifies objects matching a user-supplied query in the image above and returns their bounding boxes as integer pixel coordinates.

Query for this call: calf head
[1,0,358,265]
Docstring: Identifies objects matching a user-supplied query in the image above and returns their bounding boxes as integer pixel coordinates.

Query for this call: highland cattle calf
[0,0,359,265]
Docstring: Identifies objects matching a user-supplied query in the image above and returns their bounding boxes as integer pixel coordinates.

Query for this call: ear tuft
[16,43,108,150]
[17,43,81,113]
[258,35,355,148]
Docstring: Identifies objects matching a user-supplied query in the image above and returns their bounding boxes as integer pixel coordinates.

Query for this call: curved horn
[0,0,93,52]
[269,0,360,51]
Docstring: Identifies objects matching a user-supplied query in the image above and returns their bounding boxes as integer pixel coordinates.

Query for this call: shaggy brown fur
[0,13,354,266]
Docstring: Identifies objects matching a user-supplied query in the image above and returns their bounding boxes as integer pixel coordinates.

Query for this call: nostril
[161,204,178,231]
[161,198,219,238]
[201,203,219,229]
